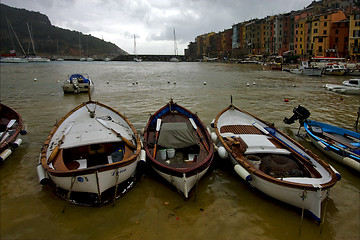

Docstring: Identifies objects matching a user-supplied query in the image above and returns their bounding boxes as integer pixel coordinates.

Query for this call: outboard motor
[283,105,310,125]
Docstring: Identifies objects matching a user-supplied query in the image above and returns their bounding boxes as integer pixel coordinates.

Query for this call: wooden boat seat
[220,125,262,135]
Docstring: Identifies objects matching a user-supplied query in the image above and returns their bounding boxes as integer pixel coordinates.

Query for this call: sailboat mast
[173,28,178,56]
[7,18,27,56]
[27,22,36,55]
[134,34,136,55]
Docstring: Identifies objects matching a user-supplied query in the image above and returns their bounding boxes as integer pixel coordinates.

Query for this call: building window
[319,37,323,43]
[323,30,327,35]
[319,46,323,52]
[335,29,339,34]
[356,22,360,27]
[354,30,360,37]
[314,29,318,33]
[335,37,338,43]
[324,22,327,27]
[355,14,360,20]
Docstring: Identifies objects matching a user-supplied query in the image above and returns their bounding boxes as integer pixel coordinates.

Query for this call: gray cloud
[1,0,313,54]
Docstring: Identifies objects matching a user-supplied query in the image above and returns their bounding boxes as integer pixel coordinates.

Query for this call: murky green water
[1,61,359,240]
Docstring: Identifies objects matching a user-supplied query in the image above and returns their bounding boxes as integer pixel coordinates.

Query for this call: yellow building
[349,10,360,61]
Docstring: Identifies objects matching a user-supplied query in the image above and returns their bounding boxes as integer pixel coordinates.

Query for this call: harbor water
[0,61,359,240]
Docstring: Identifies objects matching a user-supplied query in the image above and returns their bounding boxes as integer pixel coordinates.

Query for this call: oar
[96,118,136,149]
[48,122,74,163]
[189,118,210,152]
[152,118,162,159]
[0,119,16,144]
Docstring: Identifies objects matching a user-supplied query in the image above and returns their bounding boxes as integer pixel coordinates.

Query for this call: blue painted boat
[304,120,360,172]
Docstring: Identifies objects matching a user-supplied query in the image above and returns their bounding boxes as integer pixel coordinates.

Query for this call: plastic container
[167,148,175,158]
[159,149,167,160]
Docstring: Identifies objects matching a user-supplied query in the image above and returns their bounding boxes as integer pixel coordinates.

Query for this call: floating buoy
[253,82,256,85]
[106,81,109,84]
[293,84,296,87]
[136,81,138,84]
[204,81,207,85]
[57,80,60,83]
[167,81,170,84]
[284,98,289,102]
[174,81,176,84]
[246,83,250,86]
[132,82,135,85]
[34,78,37,82]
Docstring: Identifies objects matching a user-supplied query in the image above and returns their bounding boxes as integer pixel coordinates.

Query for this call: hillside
[0,3,128,59]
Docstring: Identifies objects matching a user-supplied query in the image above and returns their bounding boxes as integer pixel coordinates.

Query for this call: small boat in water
[323,79,360,95]
[0,103,27,163]
[62,74,94,94]
[323,64,346,76]
[37,100,144,205]
[304,120,360,172]
[143,99,214,198]
[212,101,340,221]
[289,61,322,76]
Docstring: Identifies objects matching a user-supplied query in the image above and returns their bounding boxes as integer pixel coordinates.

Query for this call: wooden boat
[37,100,144,205]
[143,99,214,198]
[323,64,346,76]
[62,74,94,94]
[212,101,340,222]
[0,103,27,162]
[304,120,360,172]
[323,79,360,95]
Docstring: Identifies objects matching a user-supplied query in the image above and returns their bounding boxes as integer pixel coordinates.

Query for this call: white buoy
[246,83,250,86]
[106,81,109,84]
[57,80,60,83]
[293,84,296,87]
[253,82,256,85]
[139,149,146,163]
[0,149,12,161]
[204,81,207,85]
[34,78,37,82]
[174,81,176,84]
[234,164,252,181]
[218,146,228,158]
[136,81,138,84]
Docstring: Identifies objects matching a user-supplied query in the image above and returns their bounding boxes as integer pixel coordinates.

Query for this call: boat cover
[157,122,197,149]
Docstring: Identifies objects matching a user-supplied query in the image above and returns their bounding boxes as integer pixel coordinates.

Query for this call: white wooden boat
[62,74,94,94]
[323,64,346,76]
[143,99,214,198]
[212,102,339,222]
[324,79,360,95]
[0,103,27,163]
[37,100,143,205]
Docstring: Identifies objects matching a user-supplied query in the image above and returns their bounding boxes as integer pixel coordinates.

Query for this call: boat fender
[342,157,360,173]
[210,119,215,128]
[218,146,228,159]
[37,153,50,185]
[139,149,146,163]
[211,132,218,143]
[12,138,22,148]
[0,149,12,162]
[37,164,50,185]
[20,124,27,135]
[207,127,211,135]
[234,164,252,181]
[317,141,328,150]
[329,164,341,181]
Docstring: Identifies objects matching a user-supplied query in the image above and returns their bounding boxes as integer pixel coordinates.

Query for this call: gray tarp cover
[157,122,197,148]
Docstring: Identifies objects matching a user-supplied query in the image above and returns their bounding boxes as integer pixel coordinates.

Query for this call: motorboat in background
[143,99,214,198]
[37,100,144,205]
[62,74,94,94]
[323,79,360,95]
[0,103,27,163]
[289,61,322,76]
[211,101,340,222]
[323,64,346,76]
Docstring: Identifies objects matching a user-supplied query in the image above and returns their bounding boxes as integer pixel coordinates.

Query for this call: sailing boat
[0,18,28,63]
[170,28,179,62]
[26,22,50,62]
[133,34,142,62]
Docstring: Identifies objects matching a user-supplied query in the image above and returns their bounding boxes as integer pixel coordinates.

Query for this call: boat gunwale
[40,100,141,177]
[214,104,338,191]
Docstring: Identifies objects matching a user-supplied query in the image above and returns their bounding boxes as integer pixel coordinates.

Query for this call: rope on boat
[62,176,76,213]
[299,189,307,237]
[113,168,120,207]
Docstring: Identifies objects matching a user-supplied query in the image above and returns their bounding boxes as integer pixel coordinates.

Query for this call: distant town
[185,0,360,63]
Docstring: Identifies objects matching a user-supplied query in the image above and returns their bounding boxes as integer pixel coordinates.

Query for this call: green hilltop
[0,3,128,59]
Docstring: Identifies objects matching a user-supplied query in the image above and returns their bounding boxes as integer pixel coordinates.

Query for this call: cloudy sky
[2,0,314,55]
